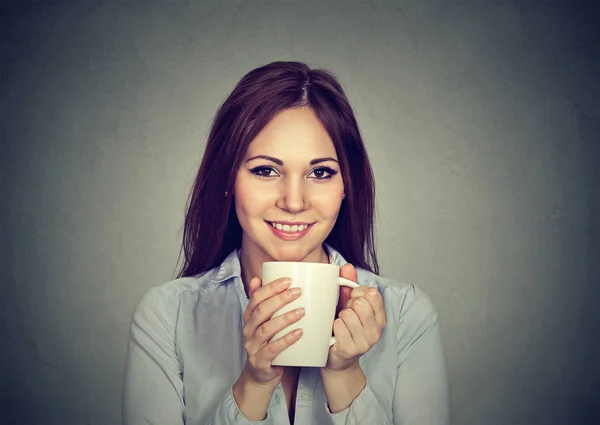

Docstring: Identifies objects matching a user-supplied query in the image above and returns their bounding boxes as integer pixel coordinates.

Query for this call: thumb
[337,263,358,314]
[340,263,358,283]
[247,277,262,299]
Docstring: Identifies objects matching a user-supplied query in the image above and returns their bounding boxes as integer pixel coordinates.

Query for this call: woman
[123,61,449,425]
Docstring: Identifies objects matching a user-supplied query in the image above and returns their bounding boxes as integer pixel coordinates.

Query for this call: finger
[245,277,291,321]
[339,308,370,352]
[363,287,387,326]
[336,286,352,317]
[253,307,305,347]
[332,317,353,349]
[348,296,379,334]
[257,328,303,367]
[246,286,303,335]
[345,287,370,311]
[349,286,370,299]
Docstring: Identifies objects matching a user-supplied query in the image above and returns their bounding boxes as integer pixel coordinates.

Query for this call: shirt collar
[213,248,242,283]
[325,244,348,268]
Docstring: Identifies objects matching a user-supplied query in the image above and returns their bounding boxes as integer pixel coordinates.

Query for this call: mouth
[265,221,314,240]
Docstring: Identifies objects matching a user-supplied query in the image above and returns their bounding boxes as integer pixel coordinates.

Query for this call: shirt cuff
[219,387,273,425]
[324,382,369,424]
[325,383,391,425]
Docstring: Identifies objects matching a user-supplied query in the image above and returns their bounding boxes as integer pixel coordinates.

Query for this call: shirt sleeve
[392,285,450,425]
[325,383,392,424]
[322,285,449,425]
[122,286,186,424]
[122,285,275,425]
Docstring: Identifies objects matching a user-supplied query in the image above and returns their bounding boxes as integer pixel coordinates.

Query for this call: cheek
[311,186,344,217]
[234,175,277,217]
[233,174,252,221]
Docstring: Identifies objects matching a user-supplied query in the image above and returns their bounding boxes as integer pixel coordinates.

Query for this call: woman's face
[234,107,345,264]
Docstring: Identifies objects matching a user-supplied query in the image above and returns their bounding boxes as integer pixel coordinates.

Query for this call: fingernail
[295,308,305,316]
[368,288,378,296]
[279,278,292,287]
[292,328,303,336]
[290,287,302,296]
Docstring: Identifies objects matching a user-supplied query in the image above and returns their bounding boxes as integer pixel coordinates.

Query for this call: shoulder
[131,269,220,326]
[356,269,439,338]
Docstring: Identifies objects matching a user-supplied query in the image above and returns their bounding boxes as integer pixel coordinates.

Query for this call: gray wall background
[1,0,599,424]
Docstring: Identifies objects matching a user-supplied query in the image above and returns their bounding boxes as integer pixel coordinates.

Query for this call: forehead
[245,107,338,159]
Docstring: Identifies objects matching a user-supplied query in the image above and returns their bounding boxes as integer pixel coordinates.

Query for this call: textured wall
[1,1,599,424]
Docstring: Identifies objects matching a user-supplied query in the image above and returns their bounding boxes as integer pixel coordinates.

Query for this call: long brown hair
[177,61,378,277]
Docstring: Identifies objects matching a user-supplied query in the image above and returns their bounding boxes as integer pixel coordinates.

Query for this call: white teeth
[270,222,310,232]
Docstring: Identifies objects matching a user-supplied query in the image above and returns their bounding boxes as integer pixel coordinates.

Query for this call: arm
[321,285,449,425]
[232,367,278,421]
[392,286,450,425]
[122,287,185,424]
[319,363,366,413]
[319,265,393,424]
[122,286,273,425]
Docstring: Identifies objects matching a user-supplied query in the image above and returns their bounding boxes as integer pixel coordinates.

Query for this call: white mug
[261,261,359,367]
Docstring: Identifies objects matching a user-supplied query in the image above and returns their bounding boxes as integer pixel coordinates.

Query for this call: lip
[265,221,314,241]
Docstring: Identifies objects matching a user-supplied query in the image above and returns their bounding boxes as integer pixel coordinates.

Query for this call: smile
[267,221,310,232]
[265,221,314,240]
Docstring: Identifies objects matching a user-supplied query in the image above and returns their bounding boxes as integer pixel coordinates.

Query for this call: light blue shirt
[122,246,449,424]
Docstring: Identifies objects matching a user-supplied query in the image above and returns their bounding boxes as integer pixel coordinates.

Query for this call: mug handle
[329,277,360,347]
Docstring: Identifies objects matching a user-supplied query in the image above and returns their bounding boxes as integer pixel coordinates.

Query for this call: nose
[277,177,307,213]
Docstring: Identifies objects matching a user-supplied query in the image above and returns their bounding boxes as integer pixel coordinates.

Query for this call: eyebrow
[246,155,339,166]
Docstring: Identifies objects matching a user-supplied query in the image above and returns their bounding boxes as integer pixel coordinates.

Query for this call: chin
[266,243,322,263]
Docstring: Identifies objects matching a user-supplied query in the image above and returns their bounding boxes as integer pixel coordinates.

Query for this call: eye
[308,167,338,180]
[249,166,279,178]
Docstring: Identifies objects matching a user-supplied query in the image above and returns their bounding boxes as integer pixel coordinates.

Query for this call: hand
[325,263,387,372]
[241,277,305,387]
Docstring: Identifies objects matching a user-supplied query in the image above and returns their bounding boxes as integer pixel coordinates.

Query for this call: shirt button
[300,392,311,401]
